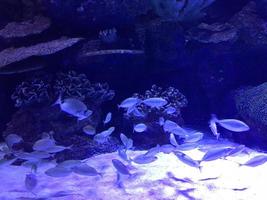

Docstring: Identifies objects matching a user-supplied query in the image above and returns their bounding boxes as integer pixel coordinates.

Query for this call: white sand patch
[0,145,267,200]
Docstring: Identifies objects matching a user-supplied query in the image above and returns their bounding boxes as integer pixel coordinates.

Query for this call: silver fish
[143,97,168,108]
[83,125,96,135]
[94,127,115,142]
[133,123,147,133]
[132,154,157,164]
[144,144,161,157]
[119,97,141,109]
[209,114,220,139]
[118,148,132,163]
[202,147,234,162]
[5,134,23,149]
[25,173,37,192]
[214,115,250,132]
[120,133,133,149]
[184,131,203,143]
[112,159,131,175]
[103,112,112,124]
[174,151,201,170]
[44,145,72,153]
[164,106,176,114]
[163,120,180,133]
[239,155,267,167]
[54,97,92,120]
[72,164,102,176]
[169,133,179,147]
[160,144,176,154]
[32,138,56,151]
[45,166,72,177]
[167,172,193,183]
[227,145,246,157]
[15,151,51,161]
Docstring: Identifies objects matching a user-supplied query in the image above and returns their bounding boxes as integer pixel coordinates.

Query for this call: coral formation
[11,71,115,107]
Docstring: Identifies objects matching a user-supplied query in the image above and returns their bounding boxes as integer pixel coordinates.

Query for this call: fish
[199,177,219,181]
[118,97,141,109]
[118,148,132,163]
[159,144,176,154]
[143,97,168,108]
[32,138,56,152]
[169,133,179,147]
[44,145,72,153]
[57,160,82,169]
[72,164,102,176]
[174,151,201,170]
[133,123,147,133]
[163,120,180,133]
[112,159,131,175]
[45,166,72,177]
[0,158,17,167]
[15,151,51,161]
[103,112,112,124]
[239,155,267,167]
[25,173,37,193]
[212,114,250,132]
[83,125,96,135]
[209,114,220,139]
[93,127,115,142]
[54,96,92,120]
[167,172,193,183]
[5,134,23,149]
[201,147,234,162]
[159,117,165,126]
[144,144,161,157]
[131,108,145,118]
[164,106,176,114]
[132,154,157,164]
[227,145,246,157]
[120,133,133,149]
[184,131,203,143]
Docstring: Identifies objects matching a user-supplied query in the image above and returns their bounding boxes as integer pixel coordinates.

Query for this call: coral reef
[11,71,115,108]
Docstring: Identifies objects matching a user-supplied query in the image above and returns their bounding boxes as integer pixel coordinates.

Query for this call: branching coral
[12,71,115,107]
[150,0,216,22]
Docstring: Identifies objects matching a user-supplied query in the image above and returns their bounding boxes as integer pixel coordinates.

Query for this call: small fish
[120,133,133,149]
[212,114,250,132]
[103,112,112,124]
[239,155,267,167]
[132,154,157,164]
[133,123,147,133]
[199,177,219,181]
[83,125,96,135]
[144,144,161,157]
[164,106,176,114]
[112,159,131,175]
[159,144,176,154]
[15,151,51,161]
[93,127,115,142]
[72,164,102,176]
[159,117,165,126]
[174,151,201,170]
[167,172,193,183]
[118,97,141,109]
[45,167,72,177]
[169,133,179,147]
[25,173,37,193]
[54,96,92,120]
[57,160,82,169]
[232,187,248,191]
[44,145,72,153]
[131,108,145,118]
[5,134,23,149]
[163,120,180,133]
[209,114,220,139]
[143,97,168,108]
[118,148,132,163]
[202,147,234,162]
[227,145,246,157]
[33,138,56,152]
[184,131,203,143]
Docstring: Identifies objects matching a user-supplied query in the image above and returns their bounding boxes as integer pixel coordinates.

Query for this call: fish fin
[211,114,219,122]
[52,95,62,106]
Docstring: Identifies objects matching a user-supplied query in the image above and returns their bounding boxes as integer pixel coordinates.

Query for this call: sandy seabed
[0,142,266,200]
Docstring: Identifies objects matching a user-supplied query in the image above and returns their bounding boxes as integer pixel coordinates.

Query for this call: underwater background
[0,0,267,200]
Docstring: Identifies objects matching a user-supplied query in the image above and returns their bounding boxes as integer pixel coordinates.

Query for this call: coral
[54,71,115,105]
[150,0,216,22]
[129,84,188,121]
[11,78,51,107]
[12,71,115,107]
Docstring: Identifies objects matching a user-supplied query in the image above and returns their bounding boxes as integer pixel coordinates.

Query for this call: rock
[0,37,83,72]
[0,16,50,39]
[234,83,267,148]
